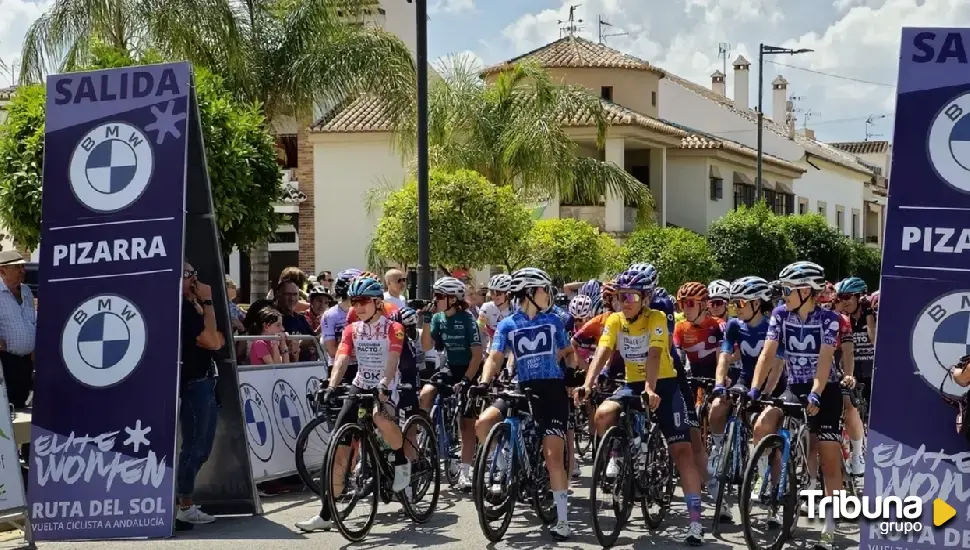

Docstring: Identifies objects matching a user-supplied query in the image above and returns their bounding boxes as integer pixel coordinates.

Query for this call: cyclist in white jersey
[478,274,513,350]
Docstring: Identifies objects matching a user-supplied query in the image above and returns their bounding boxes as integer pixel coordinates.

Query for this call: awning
[733,171,753,185]
[775,180,793,194]
[709,165,722,179]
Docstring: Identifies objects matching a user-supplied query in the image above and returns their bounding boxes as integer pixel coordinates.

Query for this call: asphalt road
[7,464,860,550]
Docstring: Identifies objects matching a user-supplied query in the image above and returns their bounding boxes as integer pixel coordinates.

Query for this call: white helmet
[707,279,731,301]
[568,294,594,319]
[729,276,772,302]
[778,261,826,290]
[509,267,553,293]
[488,274,512,292]
[432,276,466,299]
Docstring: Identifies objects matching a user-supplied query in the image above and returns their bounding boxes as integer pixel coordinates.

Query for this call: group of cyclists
[289,259,878,549]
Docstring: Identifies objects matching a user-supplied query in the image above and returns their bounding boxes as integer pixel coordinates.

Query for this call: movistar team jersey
[721,317,769,385]
[767,305,841,385]
[550,305,575,335]
[492,310,569,383]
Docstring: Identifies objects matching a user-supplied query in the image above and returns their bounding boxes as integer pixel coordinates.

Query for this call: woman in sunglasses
[418,276,483,492]
[478,274,514,352]
[706,279,732,328]
[673,282,724,383]
[834,276,874,476]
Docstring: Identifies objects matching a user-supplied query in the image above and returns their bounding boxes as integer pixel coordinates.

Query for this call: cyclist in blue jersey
[748,262,844,550]
[476,267,576,540]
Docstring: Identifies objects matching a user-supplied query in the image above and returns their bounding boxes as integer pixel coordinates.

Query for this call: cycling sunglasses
[780,285,812,296]
[708,299,726,308]
[433,293,450,301]
[836,293,858,301]
[350,297,375,306]
[731,299,750,309]
[678,298,703,308]
[617,292,642,303]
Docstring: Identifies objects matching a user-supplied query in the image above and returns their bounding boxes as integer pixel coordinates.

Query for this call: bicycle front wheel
[711,420,736,535]
[473,422,517,542]
[399,413,440,523]
[295,414,334,496]
[740,434,797,550]
[590,426,634,548]
[640,425,674,529]
[325,423,379,542]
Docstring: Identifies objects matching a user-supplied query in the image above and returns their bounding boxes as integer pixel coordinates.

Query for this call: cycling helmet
[579,279,602,299]
[589,295,604,315]
[555,293,570,308]
[601,280,617,301]
[569,294,594,319]
[677,281,708,301]
[835,276,868,295]
[778,261,825,290]
[509,267,553,293]
[392,306,419,327]
[334,268,363,297]
[654,287,671,303]
[817,282,836,304]
[488,274,512,292]
[615,268,657,294]
[729,276,772,302]
[768,280,784,300]
[432,276,466,299]
[357,270,378,281]
[308,285,330,298]
[627,263,660,291]
[707,279,731,301]
[870,290,880,309]
[348,276,384,298]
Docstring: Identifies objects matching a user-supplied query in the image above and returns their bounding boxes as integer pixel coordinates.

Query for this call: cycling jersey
[337,316,405,390]
[767,305,841,386]
[478,301,511,336]
[551,305,575,335]
[649,294,685,376]
[572,312,624,375]
[346,301,399,323]
[848,310,874,378]
[430,310,481,369]
[492,310,569,383]
[833,312,853,377]
[321,305,352,366]
[673,317,723,378]
[721,317,769,386]
[597,310,676,382]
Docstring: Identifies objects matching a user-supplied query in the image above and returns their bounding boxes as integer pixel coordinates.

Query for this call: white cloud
[486,0,970,142]
[0,0,53,86]
[432,49,484,73]
[430,0,474,16]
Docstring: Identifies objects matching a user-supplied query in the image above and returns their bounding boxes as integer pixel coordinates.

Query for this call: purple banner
[28,62,189,540]
[863,29,970,550]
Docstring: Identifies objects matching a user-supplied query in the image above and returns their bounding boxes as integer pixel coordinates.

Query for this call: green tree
[520,218,612,284]
[599,233,626,278]
[624,225,721,291]
[373,169,533,271]
[0,48,281,252]
[778,214,854,282]
[706,202,796,281]
[401,56,653,210]
[848,240,883,290]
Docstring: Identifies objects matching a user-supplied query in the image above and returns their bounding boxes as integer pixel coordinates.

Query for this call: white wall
[792,163,864,237]
[665,158,707,232]
[311,134,407,273]
[381,0,417,57]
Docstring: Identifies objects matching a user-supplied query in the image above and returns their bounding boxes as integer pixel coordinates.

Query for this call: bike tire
[399,413,440,524]
[432,402,461,487]
[711,421,735,535]
[473,422,517,542]
[295,414,334,496]
[740,434,797,550]
[590,426,633,548]
[640,425,674,529]
[325,423,379,543]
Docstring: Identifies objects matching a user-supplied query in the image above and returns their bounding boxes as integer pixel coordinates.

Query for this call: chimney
[800,128,815,140]
[711,70,725,96]
[733,55,750,109]
[772,75,789,128]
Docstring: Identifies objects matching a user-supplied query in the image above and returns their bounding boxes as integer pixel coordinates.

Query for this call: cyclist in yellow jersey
[577,266,705,545]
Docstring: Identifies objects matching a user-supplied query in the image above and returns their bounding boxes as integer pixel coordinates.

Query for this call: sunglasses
[678,299,702,309]
[183,269,197,279]
[731,299,749,309]
[618,292,642,303]
[350,297,374,306]
[434,293,449,301]
[836,293,857,301]
[780,286,812,297]
[709,299,726,308]
[395,278,407,284]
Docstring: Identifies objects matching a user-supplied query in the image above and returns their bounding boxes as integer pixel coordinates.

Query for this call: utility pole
[865,114,887,141]
[598,15,628,44]
[718,43,731,82]
[407,0,431,300]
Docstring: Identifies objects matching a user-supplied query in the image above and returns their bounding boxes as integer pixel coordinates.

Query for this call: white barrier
[235,335,328,483]
[0,381,32,548]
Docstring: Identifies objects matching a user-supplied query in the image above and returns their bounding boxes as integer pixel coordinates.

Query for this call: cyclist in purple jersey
[320,269,362,381]
[748,262,844,550]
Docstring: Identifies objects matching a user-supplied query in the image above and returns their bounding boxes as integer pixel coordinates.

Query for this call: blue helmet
[579,279,602,299]
[835,277,867,295]
[392,306,418,327]
[615,268,657,293]
[653,287,670,302]
[348,277,384,299]
[627,263,660,290]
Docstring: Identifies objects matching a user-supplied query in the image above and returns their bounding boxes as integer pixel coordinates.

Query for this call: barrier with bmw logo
[862,28,970,549]
[30,62,256,541]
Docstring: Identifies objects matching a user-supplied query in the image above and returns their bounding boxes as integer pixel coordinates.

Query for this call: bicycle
[691,377,718,452]
[295,385,347,495]
[710,384,752,535]
[322,385,440,542]
[472,385,564,542]
[739,394,811,550]
[588,392,675,547]
[425,372,471,488]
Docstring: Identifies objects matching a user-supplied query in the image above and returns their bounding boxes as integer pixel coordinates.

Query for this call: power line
[766,60,895,88]
[704,113,893,135]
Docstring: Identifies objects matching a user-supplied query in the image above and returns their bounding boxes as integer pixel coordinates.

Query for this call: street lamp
[408,0,431,300]
[756,44,813,199]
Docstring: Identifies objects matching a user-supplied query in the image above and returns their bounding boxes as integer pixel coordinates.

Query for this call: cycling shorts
[492,379,568,441]
[608,379,690,445]
[429,367,480,419]
[678,376,700,429]
[788,382,843,442]
[397,386,420,423]
[333,384,398,437]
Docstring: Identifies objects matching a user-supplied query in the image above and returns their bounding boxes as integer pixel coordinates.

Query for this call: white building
[659,56,887,246]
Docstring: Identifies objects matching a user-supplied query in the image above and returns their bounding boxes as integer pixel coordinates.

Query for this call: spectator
[177,262,223,526]
[317,271,334,292]
[267,267,311,313]
[305,285,330,336]
[275,280,315,362]
[383,269,408,309]
[248,308,290,366]
[0,250,36,409]
[225,276,245,334]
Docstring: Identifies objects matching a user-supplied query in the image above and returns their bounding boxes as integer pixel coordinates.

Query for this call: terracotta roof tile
[678,134,804,173]
[311,94,392,133]
[481,36,665,77]
[829,140,890,155]
[0,86,15,102]
[569,99,686,136]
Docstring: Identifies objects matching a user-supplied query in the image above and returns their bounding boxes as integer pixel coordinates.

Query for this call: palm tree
[19,0,417,300]
[397,54,652,209]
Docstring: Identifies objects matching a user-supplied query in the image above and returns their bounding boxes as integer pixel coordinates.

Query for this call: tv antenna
[598,16,628,44]
[717,43,731,80]
[559,4,584,38]
[865,114,887,141]
[803,108,821,129]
